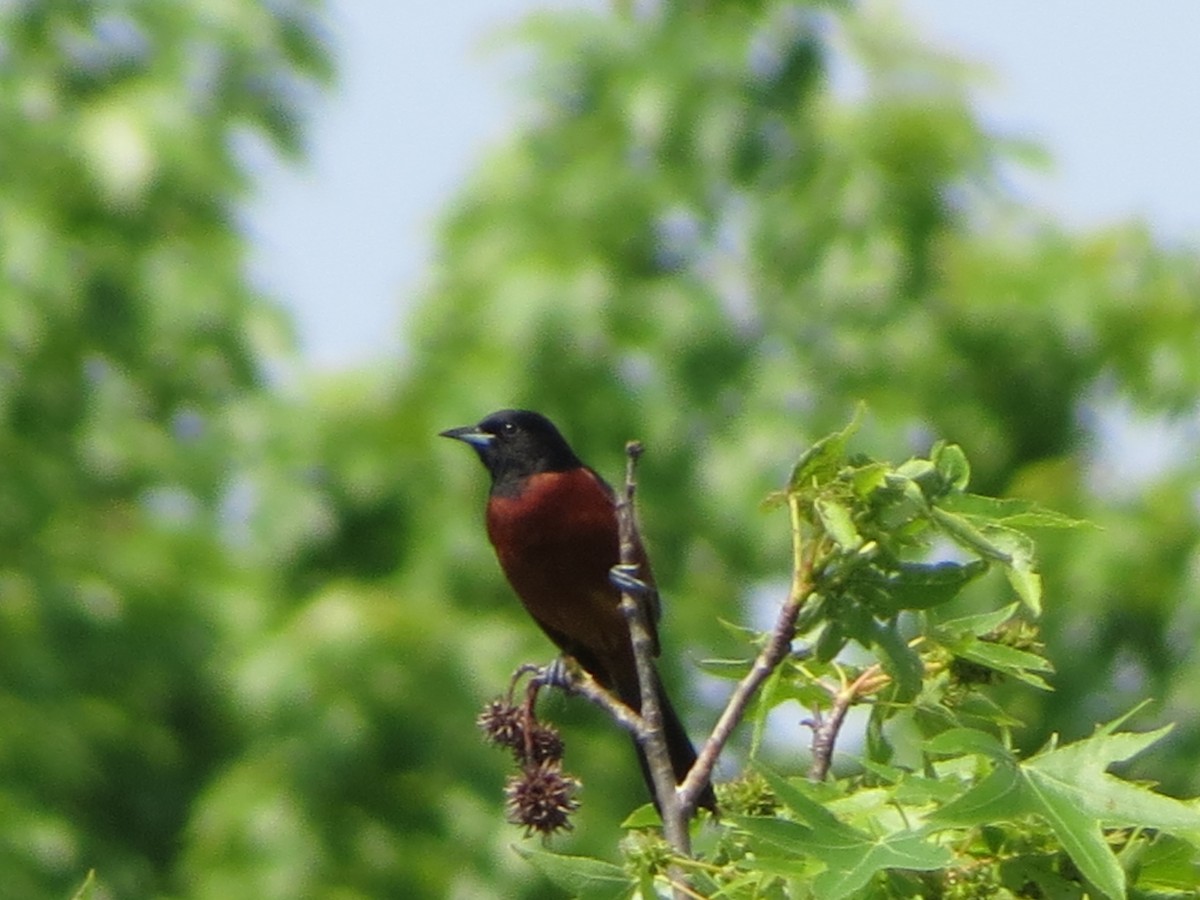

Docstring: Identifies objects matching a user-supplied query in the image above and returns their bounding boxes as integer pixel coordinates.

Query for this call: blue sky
[245,1,1200,370]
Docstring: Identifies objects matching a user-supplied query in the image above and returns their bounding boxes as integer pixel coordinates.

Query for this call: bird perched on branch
[441,409,715,813]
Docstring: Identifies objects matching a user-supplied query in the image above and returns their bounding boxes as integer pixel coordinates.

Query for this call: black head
[440,409,584,493]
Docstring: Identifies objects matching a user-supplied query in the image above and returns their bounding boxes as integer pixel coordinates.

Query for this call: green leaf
[856,559,989,614]
[1005,564,1043,615]
[1133,834,1200,892]
[955,690,1028,729]
[932,441,971,493]
[985,526,1043,614]
[934,764,1027,825]
[515,846,632,900]
[731,810,954,900]
[811,831,954,900]
[1023,774,1124,899]
[755,768,861,839]
[731,852,823,882]
[999,853,1095,899]
[929,602,1020,637]
[1017,724,1200,899]
[923,727,1010,761]
[869,620,922,702]
[815,621,849,662]
[794,591,829,634]
[748,768,953,900]
[926,519,1044,614]
[865,702,894,765]
[1093,698,1155,735]
[940,493,1087,529]
[729,813,820,855]
[620,804,661,829]
[70,872,99,900]
[856,757,905,785]
[716,617,765,643]
[951,635,1054,689]
[928,507,1014,564]
[849,462,891,499]
[695,656,754,680]
[1026,725,1200,832]
[874,474,930,530]
[889,770,965,806]
[788,405,864,492]
[750,659,789,756]
[766,660,847,711]
[895,458,936,483]
[815,497,862,550]
[933,720,1200,900]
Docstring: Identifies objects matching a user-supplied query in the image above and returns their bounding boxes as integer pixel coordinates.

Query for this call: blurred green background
[2,1,1198,898]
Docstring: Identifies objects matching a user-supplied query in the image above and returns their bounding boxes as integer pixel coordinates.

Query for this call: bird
[441,408,715,813]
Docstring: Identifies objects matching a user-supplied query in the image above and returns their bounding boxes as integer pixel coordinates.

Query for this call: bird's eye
[500,422,517,436]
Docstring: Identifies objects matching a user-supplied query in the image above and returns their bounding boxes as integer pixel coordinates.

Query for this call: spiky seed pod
[525,722,565,765]
[477,698,524,752]
[504,761,580,836]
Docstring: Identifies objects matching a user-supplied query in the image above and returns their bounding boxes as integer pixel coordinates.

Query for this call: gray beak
[439,425,494,449]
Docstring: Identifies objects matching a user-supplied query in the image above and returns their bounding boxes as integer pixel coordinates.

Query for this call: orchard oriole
[441,409,715,812]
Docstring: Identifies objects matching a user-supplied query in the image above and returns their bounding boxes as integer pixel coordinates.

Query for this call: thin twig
[807,664,887,781]
[506,663,545,704]
[662,873,710,900]
[556,666,647,737]
[513,657,648,738]
[679,493,816,806]
[615,440,692,858]
[520,677,541,763]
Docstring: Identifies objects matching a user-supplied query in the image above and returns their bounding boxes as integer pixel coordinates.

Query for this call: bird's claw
[609,562,650,595]
[540,657,573,690]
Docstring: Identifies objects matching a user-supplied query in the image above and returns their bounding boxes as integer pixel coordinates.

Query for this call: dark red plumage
[441,409,715,813]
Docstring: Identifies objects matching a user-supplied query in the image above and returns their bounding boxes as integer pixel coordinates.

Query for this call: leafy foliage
[532,422,1200,898]
[0,0,329,896]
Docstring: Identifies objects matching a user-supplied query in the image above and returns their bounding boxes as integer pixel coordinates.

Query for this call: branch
[678,493,816,805]
[614,441,693,859]
[555,665,647,738]
[807,664,889,781]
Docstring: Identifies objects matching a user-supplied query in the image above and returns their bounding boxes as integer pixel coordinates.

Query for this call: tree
[0,1,329,895]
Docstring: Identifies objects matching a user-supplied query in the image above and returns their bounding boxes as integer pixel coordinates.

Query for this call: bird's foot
[539,657,574,691]
[609,562,650,596]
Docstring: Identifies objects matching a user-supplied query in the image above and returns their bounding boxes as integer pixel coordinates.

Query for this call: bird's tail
[628,673,717,814]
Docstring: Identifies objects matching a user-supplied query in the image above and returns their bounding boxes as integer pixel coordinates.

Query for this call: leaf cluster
[523,418,1200,899]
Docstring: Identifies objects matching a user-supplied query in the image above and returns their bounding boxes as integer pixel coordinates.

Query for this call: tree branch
[807,664,889,781]
[678,493,816,807]
[614,440,693,859]
[554,665,647,738]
